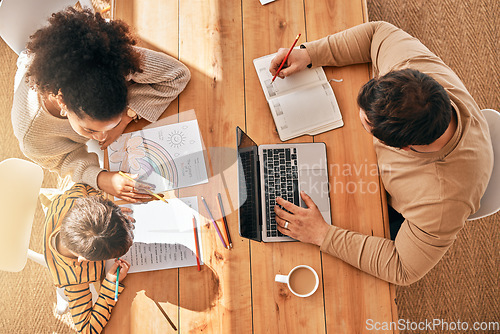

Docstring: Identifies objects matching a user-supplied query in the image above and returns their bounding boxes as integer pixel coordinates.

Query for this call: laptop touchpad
[298,169,329,212]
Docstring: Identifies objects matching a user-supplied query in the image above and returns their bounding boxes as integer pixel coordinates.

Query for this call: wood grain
[177,0,251,333]
[106,0,397,333]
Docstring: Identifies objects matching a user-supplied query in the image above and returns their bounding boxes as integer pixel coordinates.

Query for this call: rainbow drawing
[139,138,178,188]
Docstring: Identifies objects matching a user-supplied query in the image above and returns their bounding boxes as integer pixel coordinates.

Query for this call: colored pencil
[271,33,301,83]
[118,171,168,203]
[192,216,201,271]
[114,259,120,301]
[201,196,228,249]
[217,193,232,249]
[154,300,177,331]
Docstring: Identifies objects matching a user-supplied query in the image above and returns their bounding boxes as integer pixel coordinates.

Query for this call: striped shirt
[44,183,124,333]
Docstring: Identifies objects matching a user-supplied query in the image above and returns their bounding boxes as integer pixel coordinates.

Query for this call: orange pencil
[192,216,201,271]
[217,193,232,249]
[271,33,301,83]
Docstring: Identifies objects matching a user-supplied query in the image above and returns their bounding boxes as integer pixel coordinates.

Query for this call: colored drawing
[108,120,208,192]
[141,138,178,187]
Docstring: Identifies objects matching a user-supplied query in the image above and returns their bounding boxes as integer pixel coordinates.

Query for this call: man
[270,22,493,285]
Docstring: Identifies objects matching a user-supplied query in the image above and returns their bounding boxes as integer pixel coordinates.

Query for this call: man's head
[60,196,134,261]
[357,68,452,149]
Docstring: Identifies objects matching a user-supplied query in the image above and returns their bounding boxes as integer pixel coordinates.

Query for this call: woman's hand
[97,171,154,203]
[274,191,331,246]
[269,48,312,79]
[106,258,131,283]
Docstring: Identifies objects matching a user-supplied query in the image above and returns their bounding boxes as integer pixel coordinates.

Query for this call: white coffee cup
[275,265,319,298]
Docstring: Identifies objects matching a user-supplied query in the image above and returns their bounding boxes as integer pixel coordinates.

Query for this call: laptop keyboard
[263,148,299,237]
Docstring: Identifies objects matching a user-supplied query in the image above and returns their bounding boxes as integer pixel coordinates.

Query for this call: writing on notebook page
[253,52,343,141]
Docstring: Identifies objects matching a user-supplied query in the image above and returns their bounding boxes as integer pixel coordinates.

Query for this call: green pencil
[114,259,120,301]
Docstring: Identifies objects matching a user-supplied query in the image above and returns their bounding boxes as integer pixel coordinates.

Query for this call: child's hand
[106,259,131,283]
[120,207,135,223]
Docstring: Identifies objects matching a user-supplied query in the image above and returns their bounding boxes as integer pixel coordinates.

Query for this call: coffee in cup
[275,265,319,297]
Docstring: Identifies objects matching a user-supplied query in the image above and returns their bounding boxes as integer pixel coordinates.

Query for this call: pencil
[154,300,177,331]
[192,216,201,271]
[271,33,301,83]
[118,171,168,203]
[201,196,228,249]
[217,193,232,249]
[114,259,120,301]
[100,5,111,14]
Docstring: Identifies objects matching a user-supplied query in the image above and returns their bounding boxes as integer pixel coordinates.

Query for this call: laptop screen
[236,127,261,242]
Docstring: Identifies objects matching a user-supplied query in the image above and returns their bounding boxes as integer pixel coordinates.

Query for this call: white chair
[0,158,97,315]
[0,0,94,55]
[468,109,500,220]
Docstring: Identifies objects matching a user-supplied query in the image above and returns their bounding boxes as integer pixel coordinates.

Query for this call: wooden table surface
[104,0,397,333]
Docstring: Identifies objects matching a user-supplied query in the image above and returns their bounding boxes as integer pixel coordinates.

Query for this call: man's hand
[97,171,154,203]
[269,48,312,79]
[274,191,330,246]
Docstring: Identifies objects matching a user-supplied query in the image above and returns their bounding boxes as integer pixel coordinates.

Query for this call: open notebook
[253,52,343,141]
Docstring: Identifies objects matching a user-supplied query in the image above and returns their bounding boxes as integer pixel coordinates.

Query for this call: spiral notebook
[253,52,343,141]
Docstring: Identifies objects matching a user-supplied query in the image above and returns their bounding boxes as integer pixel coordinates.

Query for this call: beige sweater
[303,22,493,285]
[11,46,190,189]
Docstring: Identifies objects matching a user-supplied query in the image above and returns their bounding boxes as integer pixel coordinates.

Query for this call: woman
[11,8,190,202]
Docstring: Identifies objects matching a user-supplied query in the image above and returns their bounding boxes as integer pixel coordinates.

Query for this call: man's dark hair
[60,196,134,261]
[357,68,452,148]
[26,7,142,121]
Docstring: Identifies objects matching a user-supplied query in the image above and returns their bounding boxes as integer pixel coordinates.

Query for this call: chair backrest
[0,0,93,55]
[0,158,43,272]
[468,109,500,220]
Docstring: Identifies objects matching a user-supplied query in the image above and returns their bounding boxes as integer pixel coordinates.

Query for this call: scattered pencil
[201,196,228,249]
[100,6,111,14]
[217,193,232,249]
[154,300,177,331]
[114,259,120,301]
[118,171,168,203]
[271,33,301,83]
[192,215,201,271]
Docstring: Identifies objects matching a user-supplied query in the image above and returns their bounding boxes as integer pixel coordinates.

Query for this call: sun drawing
[167,130,186,148]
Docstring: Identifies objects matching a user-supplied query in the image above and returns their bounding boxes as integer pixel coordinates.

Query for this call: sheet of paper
[108,120,208,193]
[112,196,203,273]
[270,83,342,137]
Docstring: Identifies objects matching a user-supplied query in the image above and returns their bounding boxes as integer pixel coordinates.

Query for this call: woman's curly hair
[26,7,142,120]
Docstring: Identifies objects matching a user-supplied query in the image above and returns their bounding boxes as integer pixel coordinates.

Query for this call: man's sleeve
[302,21,437,75]
[65,279,124,334]
[320,200,469,285]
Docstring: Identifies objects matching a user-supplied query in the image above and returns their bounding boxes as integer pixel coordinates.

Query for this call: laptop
[236,126,332,242]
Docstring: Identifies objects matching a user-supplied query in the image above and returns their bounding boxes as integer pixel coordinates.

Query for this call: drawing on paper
[108,134,179,188]
[107,120,209,193]
[167,129,186,148]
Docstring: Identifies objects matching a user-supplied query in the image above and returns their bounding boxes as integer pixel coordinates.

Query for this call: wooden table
[104,0,397,333]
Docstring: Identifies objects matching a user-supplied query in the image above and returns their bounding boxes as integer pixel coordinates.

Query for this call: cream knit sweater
[11,46,190,189]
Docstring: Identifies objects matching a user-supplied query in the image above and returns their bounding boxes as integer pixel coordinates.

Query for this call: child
[43,183,134,333]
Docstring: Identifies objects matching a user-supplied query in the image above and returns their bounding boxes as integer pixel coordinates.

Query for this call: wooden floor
[104,0,397,333]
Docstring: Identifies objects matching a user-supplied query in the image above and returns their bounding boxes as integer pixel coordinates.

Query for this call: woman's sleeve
[127,46,191,122]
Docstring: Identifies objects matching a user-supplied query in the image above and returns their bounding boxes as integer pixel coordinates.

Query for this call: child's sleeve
[64,278,124,334]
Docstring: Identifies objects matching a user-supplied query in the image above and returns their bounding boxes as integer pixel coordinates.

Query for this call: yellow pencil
[118,171,168,203]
